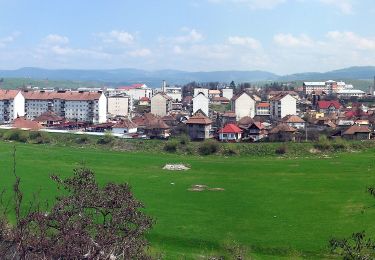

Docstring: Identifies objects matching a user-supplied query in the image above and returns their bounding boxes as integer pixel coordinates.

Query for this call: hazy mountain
[0,66,374,87]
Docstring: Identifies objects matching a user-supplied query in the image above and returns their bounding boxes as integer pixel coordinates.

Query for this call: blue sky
[0,0,374,74]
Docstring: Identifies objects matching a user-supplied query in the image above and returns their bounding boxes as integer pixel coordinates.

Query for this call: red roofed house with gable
[317,100,342,114]
[218,123,242,142]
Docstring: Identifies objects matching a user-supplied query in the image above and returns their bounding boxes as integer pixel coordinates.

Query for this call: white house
[151,93,173,117]
[269,93,297,119]
[112,119,138,134]
[194,88,209,97]
[231,92,255,120]
[193,92,209,116]
[0,90,25,123]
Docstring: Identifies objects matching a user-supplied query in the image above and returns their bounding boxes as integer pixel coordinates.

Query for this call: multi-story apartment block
[256,102,271,116]
[231,92,255,120]
[107,95,130,117]
[303,80,348,95]
[23,90,107,123]
[151,93,173,117]
[269,93,297,119]
[116,84,152,100]
[0,90,25,123]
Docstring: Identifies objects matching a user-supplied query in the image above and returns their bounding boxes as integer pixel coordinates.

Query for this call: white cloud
[128,48,152,57]
[228,36,261,49]
[0,32,20,48]
[274,33,313,48]
[208,0,286,10]
[43,34,69,45]
[326,31,375,50]
[319,0,353,14]
[159,29,203,44]
[98,30,135,45]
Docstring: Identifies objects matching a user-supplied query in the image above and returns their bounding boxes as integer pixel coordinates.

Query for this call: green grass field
[1,141,375,259]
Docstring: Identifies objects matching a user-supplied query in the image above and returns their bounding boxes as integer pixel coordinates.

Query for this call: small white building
[151,93,173,117]
[112,119,138,134]
[165,87,182,102]
[0,90,25,123]
[116,84,152,100]
[337,89,366,98]
[231,92,256,120]
[193,92,209,116]
[270,93,297,120]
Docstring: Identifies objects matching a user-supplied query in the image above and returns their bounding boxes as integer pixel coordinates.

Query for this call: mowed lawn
[0,142,375,259]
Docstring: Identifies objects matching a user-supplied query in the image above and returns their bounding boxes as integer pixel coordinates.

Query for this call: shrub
[179,134,190,146]
[3,130,29,143]
[198,140,219,155]
[314,135,331,151]
[97,131,115,145]
[29,131,50,144]
[275,144,288,155]
[163,141,178,153]
[222,146,238,156]
[75,134,90,144]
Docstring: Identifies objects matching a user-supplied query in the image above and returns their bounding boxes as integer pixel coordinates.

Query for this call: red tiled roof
[139,97,150,102]
[186,113,212,125]
[34,111,64,122]
[256,102,270,108]
[218,124,242,134]
[13,117,43,130]
[211,96,229,102]
[317,100,341,109]
[343,125,371,135]
[22,91,102,101]
[113,119,138,129]
[282,115,305,123]
[269,124,297,134]
[0,90,20,100]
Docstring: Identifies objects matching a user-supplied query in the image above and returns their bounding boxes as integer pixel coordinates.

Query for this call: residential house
[133,113,170,139]
[222,111,237,125]
[112,119,138,135]
[186,112,213,140]
[151,93,173,117]
[231,92,255,120]
[0,90,25,123]
[282,115,306,130]
[269,124,297,142]
[246,122,267,142]
[139,97,150,106]
[13,117,43,131]
[193,92,209,116]
[317,100,342,114]
[237,116,254,129]
[269,93,297,120]
[218,123,242,142]
[34,111,64,127]
[211,96,230,105]
[208,90,221,99]
[342,125,371,140]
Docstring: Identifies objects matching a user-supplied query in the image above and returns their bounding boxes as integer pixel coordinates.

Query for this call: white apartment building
[0,90,25,123]
[116,84,152,100]
[107,95,130,117]
[270,93,297,119]
[303,80,350,95]
[256,102,271,116]
[231,92,255,120]
[222,88,233,100]
[193,93,209,116]
[165,87,182,102]
[23,90,107,123]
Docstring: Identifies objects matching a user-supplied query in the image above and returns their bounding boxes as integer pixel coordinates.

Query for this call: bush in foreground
[0,167,153,259]
[198,140,219,155]
[3,130,28,143]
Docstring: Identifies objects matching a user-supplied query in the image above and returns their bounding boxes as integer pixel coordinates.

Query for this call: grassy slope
[0,142,375,259]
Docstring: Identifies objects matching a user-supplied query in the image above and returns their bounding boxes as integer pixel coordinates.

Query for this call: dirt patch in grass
[163,164,190,171]
[188,184,225,192]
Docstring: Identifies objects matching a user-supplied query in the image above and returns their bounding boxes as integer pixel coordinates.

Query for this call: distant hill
[0,66,374,87]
